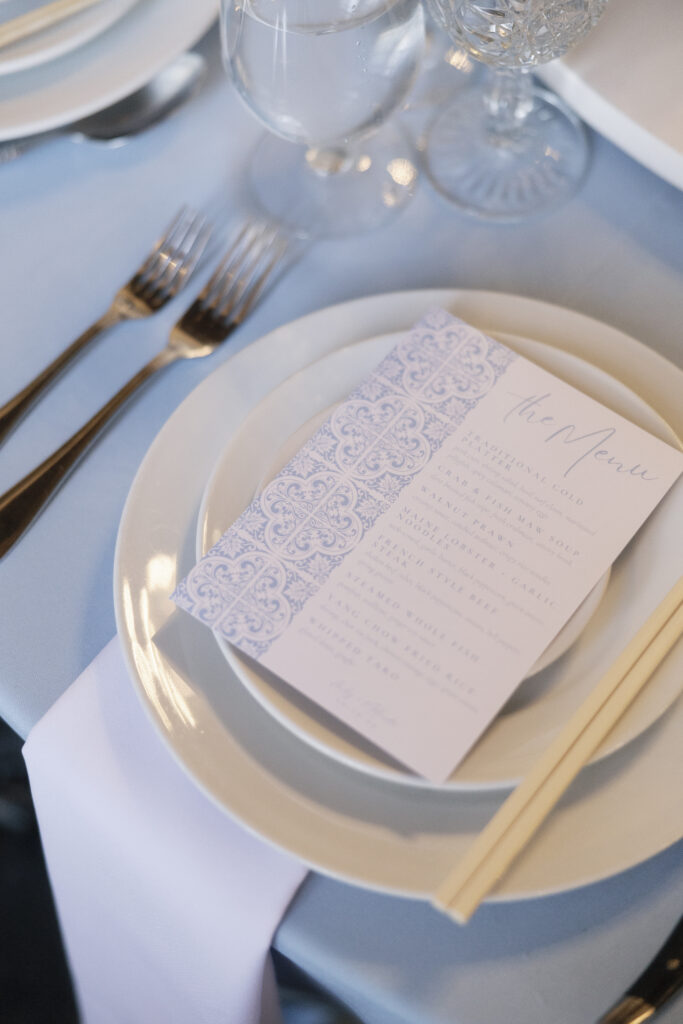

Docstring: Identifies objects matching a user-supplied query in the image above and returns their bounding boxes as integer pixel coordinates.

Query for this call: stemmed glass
[220,0,426,237]
[425,0,609,220]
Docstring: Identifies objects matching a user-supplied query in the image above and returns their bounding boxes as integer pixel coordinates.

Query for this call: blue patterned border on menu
[173,309,517,658]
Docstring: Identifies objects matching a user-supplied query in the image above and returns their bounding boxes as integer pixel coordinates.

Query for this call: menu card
[173,310,683,782]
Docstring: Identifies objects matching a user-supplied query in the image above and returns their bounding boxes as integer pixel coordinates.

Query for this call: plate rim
[114,288,683,901]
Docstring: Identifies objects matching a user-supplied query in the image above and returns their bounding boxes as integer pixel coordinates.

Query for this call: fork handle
[0,347,178,559]
[0,307,122,445]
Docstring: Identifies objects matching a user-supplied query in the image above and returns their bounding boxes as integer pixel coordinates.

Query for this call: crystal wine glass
[425,0,609,220]
[221,0,426,237]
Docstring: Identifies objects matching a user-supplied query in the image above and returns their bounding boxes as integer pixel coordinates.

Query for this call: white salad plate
[198,329,682,791]
[0,0,216,139]
[0,0,139,77]
[114,290,683,900]
[541,0,683,191]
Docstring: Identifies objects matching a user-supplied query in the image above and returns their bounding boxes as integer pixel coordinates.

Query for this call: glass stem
[483,67,534,142]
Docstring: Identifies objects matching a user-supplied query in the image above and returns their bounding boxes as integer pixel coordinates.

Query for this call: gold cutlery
[0,221,292,558]
[596,915,683,1023]
[0,206,210,444]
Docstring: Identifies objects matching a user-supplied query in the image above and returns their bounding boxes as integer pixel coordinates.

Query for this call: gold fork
[0,206,211,445]
[0,220,292,559]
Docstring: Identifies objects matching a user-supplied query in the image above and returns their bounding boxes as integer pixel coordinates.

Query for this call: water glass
[221,0,426,236]
[426,0,609,220]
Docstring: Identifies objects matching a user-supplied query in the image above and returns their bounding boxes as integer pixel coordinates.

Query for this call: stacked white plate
[114,290,683,903]
[0,0,217,140]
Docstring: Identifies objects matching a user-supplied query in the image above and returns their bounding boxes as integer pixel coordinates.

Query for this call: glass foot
[247,121,419,239]
[424,81,589,221]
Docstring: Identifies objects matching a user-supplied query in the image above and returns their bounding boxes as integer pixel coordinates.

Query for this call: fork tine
[134,210,210,306]
[214,227,280,319]
[173,219,300,349]
[197,222,255,309]
[133,205,193,284]
[227,234,290,324]
[197,221,274,314]
[167,221,213,296]
[129,207,196,295]
[211,224,274,315]
[154,213,211,298]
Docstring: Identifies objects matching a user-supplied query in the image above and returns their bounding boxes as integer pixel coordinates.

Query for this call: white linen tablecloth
[23,637,307,1024]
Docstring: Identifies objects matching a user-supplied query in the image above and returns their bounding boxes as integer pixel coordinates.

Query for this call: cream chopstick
[0,0,101,50]
[434,575,683,925]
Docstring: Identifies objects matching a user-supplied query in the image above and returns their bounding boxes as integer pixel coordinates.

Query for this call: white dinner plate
[0,0,216,139]
[114,290,683,900]
[0,0,139,77]
[541,0,683,191]
[199,329,682,791]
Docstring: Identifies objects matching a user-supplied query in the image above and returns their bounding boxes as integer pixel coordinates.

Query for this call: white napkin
[23,637,307,1024]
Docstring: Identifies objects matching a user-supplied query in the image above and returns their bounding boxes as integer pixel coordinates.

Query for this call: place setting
[100,0,683,906]
[3,1,683,1022]
[113,285,683,904]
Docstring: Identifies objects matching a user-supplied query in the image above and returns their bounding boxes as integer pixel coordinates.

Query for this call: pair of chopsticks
[435,574,683,924]
[0,0,100,50]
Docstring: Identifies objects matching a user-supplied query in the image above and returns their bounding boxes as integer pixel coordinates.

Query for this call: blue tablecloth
[2,26,682,1024]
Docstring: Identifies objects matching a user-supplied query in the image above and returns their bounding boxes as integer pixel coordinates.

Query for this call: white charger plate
[0,0,139,76]
[114,290,683,900]
[541,0,683,191]
[199,329,682,791]
[0,0,216,139]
